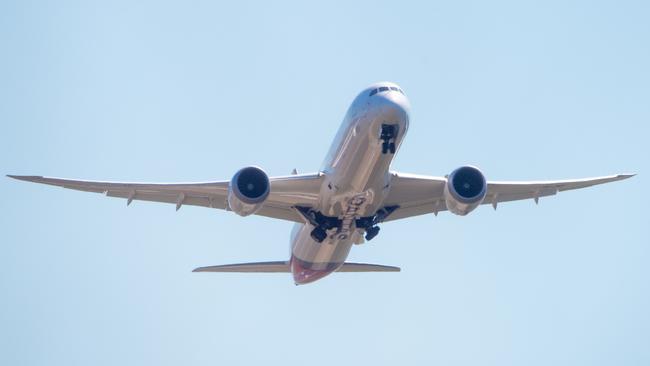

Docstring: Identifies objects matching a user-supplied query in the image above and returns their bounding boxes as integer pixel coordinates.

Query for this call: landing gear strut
[380,124,398,154]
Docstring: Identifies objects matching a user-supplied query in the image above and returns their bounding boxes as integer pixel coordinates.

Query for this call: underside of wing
[382,172,447,221]
[8,174,231,207]
[383,171,634,222]
[7,172,324,223]
[483,174,635,206]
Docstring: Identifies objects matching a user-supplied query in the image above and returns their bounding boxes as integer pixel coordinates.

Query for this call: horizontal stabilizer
[337,263,400,272]
[192,261,400,273]
[193,261,289,273]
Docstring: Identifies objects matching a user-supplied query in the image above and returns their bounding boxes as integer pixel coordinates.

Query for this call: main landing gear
[295,205,399,243]
[354,205,398,241]
[380,124,398,154]
[310,226,327,243]
[364,226,380,241]
[294,206,341,243]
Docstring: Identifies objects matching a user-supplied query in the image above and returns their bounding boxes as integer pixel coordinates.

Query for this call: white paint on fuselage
[290,82,410,283]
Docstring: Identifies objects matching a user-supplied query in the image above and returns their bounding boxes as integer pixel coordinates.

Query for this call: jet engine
[444,165,487,216]
[227,166,270,217]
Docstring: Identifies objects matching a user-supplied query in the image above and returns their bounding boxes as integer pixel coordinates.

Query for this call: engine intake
[444,165,487,216]
[228,166,270,216]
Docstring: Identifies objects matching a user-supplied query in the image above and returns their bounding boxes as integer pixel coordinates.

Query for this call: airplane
[8,82,634,285]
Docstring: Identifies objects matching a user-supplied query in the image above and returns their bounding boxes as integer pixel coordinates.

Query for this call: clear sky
[1,1,648,365]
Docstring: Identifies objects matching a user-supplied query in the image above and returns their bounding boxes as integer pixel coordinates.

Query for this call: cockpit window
[369,86,405,97]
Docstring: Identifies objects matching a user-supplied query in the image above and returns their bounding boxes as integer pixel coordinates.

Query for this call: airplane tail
[192,261,400,273]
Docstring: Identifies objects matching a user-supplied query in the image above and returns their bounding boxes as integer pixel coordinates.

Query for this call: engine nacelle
[227,166,270,217]
[444,165,487,216]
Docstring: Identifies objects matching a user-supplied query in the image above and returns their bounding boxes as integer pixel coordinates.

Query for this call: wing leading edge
[8,171,634,223]
[383,172,635,222]
[7,173,324,223]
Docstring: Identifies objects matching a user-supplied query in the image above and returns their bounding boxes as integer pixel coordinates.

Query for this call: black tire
[365,226,380,241]
[382,142,389,154]
[310,227,327,243]
[381,124,395,138]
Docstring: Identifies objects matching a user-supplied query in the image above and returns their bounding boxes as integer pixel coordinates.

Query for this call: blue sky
[1,1,648,365]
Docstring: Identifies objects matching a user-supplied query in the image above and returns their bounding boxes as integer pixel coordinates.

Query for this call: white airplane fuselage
[290,83,410,284]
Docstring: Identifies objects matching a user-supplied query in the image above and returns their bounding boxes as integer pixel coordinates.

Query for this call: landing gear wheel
[382,142,389,154]
[380,124,398,154]
[310,227,327,243]
[381,124,396,140]
[365,226,380,241]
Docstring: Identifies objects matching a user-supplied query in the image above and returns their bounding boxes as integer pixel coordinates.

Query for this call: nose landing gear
[382,142,395,154]
[380,124,398,154]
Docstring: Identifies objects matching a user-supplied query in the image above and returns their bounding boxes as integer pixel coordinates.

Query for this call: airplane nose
[374,93,410,122]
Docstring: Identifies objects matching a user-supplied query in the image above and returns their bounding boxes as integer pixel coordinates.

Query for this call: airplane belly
[290,223,353,284]
[321,109,408,217]
[291,224,352,265]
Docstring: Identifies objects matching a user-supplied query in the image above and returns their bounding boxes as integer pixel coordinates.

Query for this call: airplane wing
[383,172,635,222]
[7,173,324,223]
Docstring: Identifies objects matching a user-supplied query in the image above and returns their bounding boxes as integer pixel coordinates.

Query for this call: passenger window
[369,89,378,96]
[379,86,389,92]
